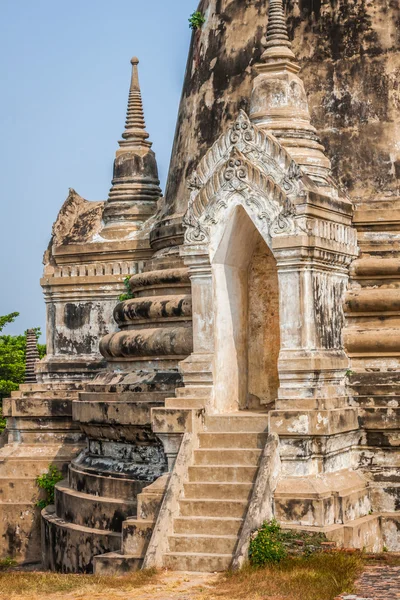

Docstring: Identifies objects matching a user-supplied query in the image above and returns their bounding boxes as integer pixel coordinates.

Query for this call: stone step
[55,481,137,532]
[193,449,261,466]
[188,465,258,483]
[68,465,146,501]
[198,432,268,449]
[73,398,160,426]
[348,373,400,387]
[350,385,400,397]
[204,413,268,433]
[0,458,69,478]
[10,390,78,400]
[184,482,253,501]
[5,398,74,417]
[179,499,248,518]
[93,552,142,575]
[360,408,400,430]
[174,516,243,536]
[275,471,371,527]
[18,431,84,445]
[165,397,206,409]
[169,534,237,554]
[79,391,167,403]
[42,505,121,573]
[175,386,212,399]
[164,552,232,572]
[281,514,383,553]
[17,383,82,393]
[122,518,154,555]
[350,395,400,408]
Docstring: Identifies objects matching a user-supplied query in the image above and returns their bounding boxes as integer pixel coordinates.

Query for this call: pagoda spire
[120,57,150,146]
[25,329,39,384]
[102,56,162,239]
[249,0,332,188]
[262,0,296,62]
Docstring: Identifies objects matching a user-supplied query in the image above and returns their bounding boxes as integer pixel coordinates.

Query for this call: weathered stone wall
[248,238,280,408]
[164,0,400,218]
[287,0,400,204]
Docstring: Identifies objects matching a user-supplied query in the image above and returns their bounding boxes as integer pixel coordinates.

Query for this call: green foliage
[249,521,333,567]
[0,313,19,333]
[249,520,287,566]
[36,465,63,509]
[0,313,46,402]
[0,557,17,571]
[119,276,134,302]
[189,11,206,30]
[0,406,6,435]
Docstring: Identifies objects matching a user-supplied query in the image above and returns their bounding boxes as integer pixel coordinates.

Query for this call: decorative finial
[25,329,39,384]
[250,0,332,187]
[262,0,296,62]
[122,56,149,144]
[102,55,162,236]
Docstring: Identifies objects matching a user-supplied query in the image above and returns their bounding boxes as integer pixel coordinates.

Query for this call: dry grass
[0,567,158,599]
[0,552,371,600]
[206,552,364,600]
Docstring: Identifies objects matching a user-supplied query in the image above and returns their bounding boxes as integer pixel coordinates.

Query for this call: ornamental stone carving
[183,111,304,245]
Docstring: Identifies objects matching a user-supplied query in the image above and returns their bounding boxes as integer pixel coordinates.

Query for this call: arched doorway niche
[212,205,280,413]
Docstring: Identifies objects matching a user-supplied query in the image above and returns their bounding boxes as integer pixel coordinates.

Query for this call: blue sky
[0,0,192,339]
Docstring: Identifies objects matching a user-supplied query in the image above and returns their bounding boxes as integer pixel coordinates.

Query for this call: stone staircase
[0,384,84,562]
[42,391,167,572]
[163,413,269,572]
[347,372,400,548]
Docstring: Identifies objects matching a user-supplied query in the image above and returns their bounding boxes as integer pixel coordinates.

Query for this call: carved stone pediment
[183,111,306,245]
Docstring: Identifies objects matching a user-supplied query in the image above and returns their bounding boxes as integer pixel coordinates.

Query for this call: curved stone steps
[55,481,137,532]
[42,505,121,573]
[68,464,147,501]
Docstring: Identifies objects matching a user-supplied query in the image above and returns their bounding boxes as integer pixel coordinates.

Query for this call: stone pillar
[273,236,352,407]
[177,245,214,408]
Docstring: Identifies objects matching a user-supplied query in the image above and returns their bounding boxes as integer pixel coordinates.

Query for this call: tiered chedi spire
[250,0,332,187]
[102,57,162,238]
[24,329,39,384]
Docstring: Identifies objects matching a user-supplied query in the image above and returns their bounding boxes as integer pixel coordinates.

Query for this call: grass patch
[210,552,364,600]
[0,567,158,599]
[0,557,17,571]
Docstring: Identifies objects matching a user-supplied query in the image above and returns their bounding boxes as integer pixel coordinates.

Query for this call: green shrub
[119,276,134,301]
[189,11,206,30]
[0,405,6,434]
[249,519,287,566]
[36,465,63,510]
[0,557,17,571]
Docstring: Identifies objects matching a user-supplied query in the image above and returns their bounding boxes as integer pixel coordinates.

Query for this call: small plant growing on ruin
[0,405,6,434]
[249,519,287,566]
[0,556,17,571]
[119,276,134,301]
[36,464,63,510]
[189,11,205,30]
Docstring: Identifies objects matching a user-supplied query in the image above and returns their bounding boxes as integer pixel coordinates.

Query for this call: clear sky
[0,0,192,339]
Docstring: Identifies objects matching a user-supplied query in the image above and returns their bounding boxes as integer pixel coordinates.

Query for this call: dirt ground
[0,571,220,600]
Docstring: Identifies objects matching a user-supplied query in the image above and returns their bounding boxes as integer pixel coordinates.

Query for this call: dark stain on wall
[64,303,92,330]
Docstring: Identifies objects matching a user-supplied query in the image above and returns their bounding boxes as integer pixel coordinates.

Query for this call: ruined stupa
[2,0,400,572]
